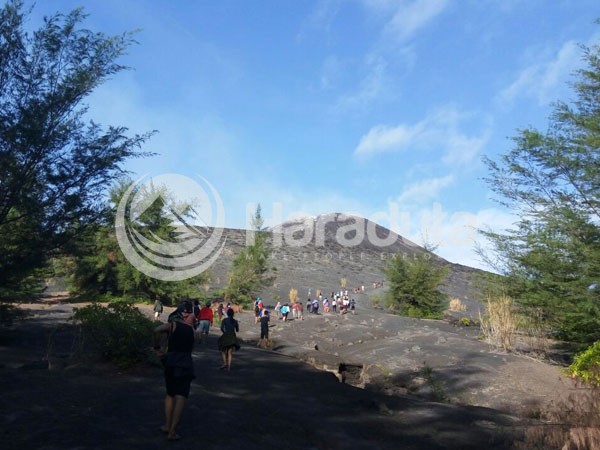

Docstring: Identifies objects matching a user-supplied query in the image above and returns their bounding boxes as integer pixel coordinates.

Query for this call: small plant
[459,317,472,327]
[72,301,155,368]
[449,297,466,312]
[370,295,383,308]
[289,288,298,304]
[479,295,518,352]
[568,341,600,386]
[420,364,450,403]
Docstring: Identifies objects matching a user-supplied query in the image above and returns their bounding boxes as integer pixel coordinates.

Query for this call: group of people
[151,289,360,441]
[152,299,241,441]
[154,299,215,344]
[307,293,357,315]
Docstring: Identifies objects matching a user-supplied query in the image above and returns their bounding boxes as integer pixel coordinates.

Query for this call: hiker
[292,301,300,319]
[254,299,261,324]
[259,308,270,347]
[154,302,195,441]
[274,301,282,319]
[218,308,240,371]
[198,301,214,343]
[312,298,319,314]
[192,299,201,339]
[280,304,290,321]
[153,299,164,320]
[350,298,356,314]
[217,303,224,320]
[307,298,312,314]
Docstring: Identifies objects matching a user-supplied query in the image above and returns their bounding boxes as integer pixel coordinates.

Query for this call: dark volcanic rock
[206,213,486,316]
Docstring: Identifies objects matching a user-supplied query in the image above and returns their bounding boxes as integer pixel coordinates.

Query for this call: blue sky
[27,0,600,270]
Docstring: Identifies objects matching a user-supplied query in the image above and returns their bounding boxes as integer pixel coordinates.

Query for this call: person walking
[259,309,270,347]
[280,304,290,321]
[198,301,214,344]
[153,299,163,320]
[153,302,195,441]
[274,301,282,319]
[218,308,240,371]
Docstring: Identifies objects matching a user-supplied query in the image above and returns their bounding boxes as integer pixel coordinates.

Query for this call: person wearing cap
[154,301,195,441]
[198,301,214,344]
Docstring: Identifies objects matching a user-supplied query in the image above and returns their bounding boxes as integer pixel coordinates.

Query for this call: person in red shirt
[197,301,214,344]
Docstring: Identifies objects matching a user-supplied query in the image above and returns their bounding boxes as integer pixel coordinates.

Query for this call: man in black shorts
[154,302,195,441]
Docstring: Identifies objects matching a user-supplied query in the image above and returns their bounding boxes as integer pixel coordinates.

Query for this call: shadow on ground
[0,311,520,450]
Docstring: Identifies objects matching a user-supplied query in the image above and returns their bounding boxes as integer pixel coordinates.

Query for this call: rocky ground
[0,296,578,450]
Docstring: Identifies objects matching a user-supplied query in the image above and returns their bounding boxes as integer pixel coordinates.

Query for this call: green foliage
[225,205,276,306]
[459,317,472,327]
[72,301,155,367]
[384,252,449,319]
[69,180,208,305]
[567,341,600,386]
[420,364,450,403]
[0,1,153,297]
[481,36,600,345]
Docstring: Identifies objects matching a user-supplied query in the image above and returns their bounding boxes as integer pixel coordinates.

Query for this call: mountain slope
[206,213,486,314]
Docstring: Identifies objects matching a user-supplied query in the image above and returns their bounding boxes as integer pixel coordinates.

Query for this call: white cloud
[383,0,450,42]
[297,0,342,42]
[397,175,455,203]
[385,202,517,271]
[443,129,491,166]
[354,106,491,165]
[333,56,390,112]
[496,40,580,107]
[359,0,450,42]
[354,121,427,155]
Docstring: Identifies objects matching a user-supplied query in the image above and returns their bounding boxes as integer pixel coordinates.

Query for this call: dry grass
[448,297,467,312]
[519,309,550,355]
[479,295,518,352]
[340,277,347,288]
[289,288,298,304]
[514,384,600,450]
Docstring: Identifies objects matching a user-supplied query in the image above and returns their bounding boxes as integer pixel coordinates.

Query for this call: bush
[568,341,600,386]
[448,297,466,312]
[72,301,155,367]
[479,295,518,352]
[384,253,449,319]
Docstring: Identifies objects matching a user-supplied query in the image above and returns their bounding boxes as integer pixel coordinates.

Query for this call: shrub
[479,295,518,352]
[289,288,298,304]
[568,341,600,386]
[370,295,384,308]
[72,301,155,367]
[449,297,466,312]
[384,253,449,319]
[459,317,472,327]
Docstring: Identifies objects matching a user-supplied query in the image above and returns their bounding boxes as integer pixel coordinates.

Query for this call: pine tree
[481,35,600,344]
[385,252,448,318]
[225,205,276,305]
